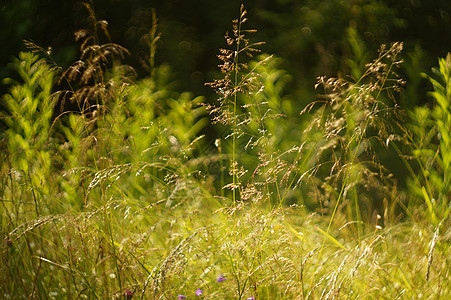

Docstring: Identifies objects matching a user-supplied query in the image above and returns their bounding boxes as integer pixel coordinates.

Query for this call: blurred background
[1,0,450,108]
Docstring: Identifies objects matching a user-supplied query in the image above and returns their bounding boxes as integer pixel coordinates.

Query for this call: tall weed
[400,53,451,224]
[1,51,56,214]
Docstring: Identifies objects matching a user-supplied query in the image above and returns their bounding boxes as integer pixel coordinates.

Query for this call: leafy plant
[1,51,56,214]
[400,53,451,224]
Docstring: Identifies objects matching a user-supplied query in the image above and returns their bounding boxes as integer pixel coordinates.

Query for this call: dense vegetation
[1,1,450,299]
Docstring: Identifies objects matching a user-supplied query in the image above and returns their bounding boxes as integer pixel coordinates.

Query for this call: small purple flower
[216,274,227,282]
[177,295,187,300]
[124,289,133,299]
[246,297,255,300]
[195,288,203,296]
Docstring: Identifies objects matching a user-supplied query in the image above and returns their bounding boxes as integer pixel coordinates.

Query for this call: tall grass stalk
[231,6,242,205]
[305,42,404,285]
[207,4,268,208]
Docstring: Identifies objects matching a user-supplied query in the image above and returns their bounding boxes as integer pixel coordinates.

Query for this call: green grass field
[1,3,449,299]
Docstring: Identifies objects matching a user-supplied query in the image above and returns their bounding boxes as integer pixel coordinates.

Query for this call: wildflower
[124,289,133,299]
[178,295,187,299]
[195,288,203,296]
[217,274,227,282]
[246,297,255,300]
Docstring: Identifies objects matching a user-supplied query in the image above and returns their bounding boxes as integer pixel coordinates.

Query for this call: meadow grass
[1,3,450,299]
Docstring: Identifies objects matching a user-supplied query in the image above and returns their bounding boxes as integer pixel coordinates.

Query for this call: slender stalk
[102,182,122,296]
[311,47,402,289]
[232,8,242,206]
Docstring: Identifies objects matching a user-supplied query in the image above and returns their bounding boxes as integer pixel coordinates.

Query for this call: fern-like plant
[1,52,56,214]
[400,53,451,224]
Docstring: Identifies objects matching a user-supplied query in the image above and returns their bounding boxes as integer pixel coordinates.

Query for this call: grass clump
[1,3,449,299]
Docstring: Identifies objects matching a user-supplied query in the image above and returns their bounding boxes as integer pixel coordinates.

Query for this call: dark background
[1,0,450,105]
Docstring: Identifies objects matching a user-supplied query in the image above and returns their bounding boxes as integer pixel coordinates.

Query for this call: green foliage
[402,53,451,223]
[0,3,450,299]
[1,52,56,211]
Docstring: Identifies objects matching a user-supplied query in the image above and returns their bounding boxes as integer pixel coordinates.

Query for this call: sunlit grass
[1,2,450,299]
